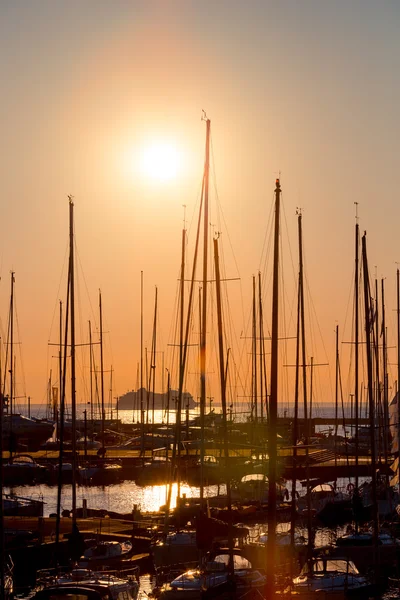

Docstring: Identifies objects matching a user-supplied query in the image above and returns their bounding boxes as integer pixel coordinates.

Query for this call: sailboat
[34,570,139,600]
[291,556,375,598]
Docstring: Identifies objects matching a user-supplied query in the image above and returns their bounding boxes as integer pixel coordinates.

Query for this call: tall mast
[99,290,105,453]
[150,288,158,449]
[140,271,144,454]
[200,114,210,504]
[361,233,379,566]
[258,273,264,423]
[297,210,312,558]
[164,225,188,529]
[214,235,234,581]
[381,278,389,486]
[397,269,400,488]
[335,325,339,467]
[0,308,6,597]
[89,320,93,434]
[266,178,281,598]
[58,301,62,440]
[354,219,359,490]
[9,272,14,456]
[374,279,381,461]
[397,268,400,487]
[10,272,14,418]
[68,197,77,524]
[298,213,308,441]
[290,267,301,561]
[176,226,186,501]
[252,275,258,422]
[56,241,71,557]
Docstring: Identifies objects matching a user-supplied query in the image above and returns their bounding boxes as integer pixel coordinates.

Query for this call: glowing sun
[140,141,182,182]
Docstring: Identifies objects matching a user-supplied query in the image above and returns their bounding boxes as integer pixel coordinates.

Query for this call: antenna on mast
[183,205,187,230]
[354,201,359,223]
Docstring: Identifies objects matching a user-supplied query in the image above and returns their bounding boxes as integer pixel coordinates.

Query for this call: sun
[140,141,182,182]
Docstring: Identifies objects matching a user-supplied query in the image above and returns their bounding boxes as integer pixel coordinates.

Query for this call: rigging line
[103,313,118,403]
[216,235,241,400]
[210,135,247,340]
[260,199,274,337]
[303,274,328,411]
[165,275,181,385]
[47,241,69,344]
[239,293,255,402]
[281,192,297,296]
[303,265,333,400]
[343,273,356,400]
[279,221,290,412]
[210,131,241,282]
[1,285,11,400]
[74,238,90,407]
[338,356,351,473]
[260,193,275,284]
[258,196,275,275]
[186,174,205,244]
[75,243,99,333]
[13,288,27,403]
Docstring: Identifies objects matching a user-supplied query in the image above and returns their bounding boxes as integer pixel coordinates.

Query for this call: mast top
[354,201,359,223]
[275,178,281,190]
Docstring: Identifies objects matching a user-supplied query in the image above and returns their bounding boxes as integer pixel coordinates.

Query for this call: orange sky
[1,1,400,416]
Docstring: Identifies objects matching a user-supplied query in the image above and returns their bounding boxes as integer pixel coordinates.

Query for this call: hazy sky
[1,1,400,414]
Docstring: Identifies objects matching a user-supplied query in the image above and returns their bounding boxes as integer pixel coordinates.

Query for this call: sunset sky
[1,1,400,415]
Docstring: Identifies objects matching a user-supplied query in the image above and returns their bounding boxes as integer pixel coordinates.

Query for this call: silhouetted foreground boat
[3,493,44,516]
[34,569,139,600]
[78,540,134,570]
[157,551,266,600]
[3,413,54,450]
[291,557,375,598]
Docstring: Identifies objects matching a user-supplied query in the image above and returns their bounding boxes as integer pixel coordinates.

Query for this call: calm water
[4,481,223,516]
[6,401,369,515]
[18,401,357,425]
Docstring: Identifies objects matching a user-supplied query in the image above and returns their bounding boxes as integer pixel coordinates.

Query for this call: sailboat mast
[0,311,5,599]
[200,115,210,504]
[140,271,144,453]
[361,233,379,560]
[290,266,301,558]
[266,178,281,597]
[69,197,77,523]
[335,325,339,466]
[258,273,264,422]
[252,275,258,422]
[374,279,381,462]
[56,242,71,557]
[397,268,400,486]
[214,235,234,581]
[10,272,14,420]
[89,320,93,432]
[58,301,62,438]
[99,290,105,452]
[381,278,389,486]
[151,288,158,448]
[298,213,308,440]
[298,211,312,558]
[177,227,186,499]
[355,221,359,489]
